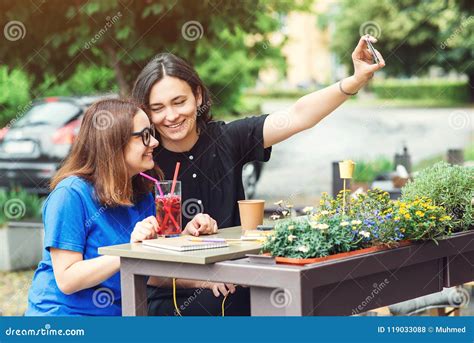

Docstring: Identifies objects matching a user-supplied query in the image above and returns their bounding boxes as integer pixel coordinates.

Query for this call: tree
[0,0,307,113]
[331,0,474,101]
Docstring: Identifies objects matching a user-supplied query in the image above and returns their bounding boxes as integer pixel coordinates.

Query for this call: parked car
[0,95,265,197]
[0,95,110,194]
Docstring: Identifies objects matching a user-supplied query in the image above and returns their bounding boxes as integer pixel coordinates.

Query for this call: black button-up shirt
[153,114,272,229]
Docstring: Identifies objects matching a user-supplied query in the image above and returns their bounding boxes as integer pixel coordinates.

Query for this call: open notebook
[142,236,229,252]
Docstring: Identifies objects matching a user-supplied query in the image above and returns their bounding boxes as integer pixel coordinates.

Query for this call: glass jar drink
[155,181,182,235]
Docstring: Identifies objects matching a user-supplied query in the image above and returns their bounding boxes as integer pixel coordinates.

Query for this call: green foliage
[352,157,393,183]
[319,189,405,246]
[371,79,469,103]
[264,186,459,259]
[389,197,451,241]
[402,162,474,231]
[0,189,43,225]
[262,215,362,259]
[37,64,118,97]
[0,66,32,127]
[331,0,473,83]
[0,0,308,116]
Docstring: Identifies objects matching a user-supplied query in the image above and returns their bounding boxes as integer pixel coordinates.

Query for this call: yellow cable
[174,278,230,317]
[172,278,182,316]
[221,293,229,317]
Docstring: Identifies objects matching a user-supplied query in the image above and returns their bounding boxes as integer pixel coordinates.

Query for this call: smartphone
[365,38,380,64]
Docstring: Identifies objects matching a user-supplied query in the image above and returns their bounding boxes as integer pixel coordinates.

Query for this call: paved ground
[0,269,34,316]
[255,100,473,205]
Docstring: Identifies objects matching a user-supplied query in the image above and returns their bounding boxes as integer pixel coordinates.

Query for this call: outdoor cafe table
[98,226,474,316]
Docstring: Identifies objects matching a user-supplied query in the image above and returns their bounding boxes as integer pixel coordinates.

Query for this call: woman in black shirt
[132,35,385,315]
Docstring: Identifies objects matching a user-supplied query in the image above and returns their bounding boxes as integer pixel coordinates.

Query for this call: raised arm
[263,35,385,148]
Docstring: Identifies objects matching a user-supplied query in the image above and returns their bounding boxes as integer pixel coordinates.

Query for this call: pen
[187,237,227,243]
[159,234,181,238]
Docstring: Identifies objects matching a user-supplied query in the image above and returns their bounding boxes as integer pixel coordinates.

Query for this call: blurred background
[0,0,472,315]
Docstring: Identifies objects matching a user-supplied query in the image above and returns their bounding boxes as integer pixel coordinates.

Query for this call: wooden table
[99,227,474,316]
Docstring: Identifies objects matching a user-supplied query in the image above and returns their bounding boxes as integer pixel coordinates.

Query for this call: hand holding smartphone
[365,36,380,64]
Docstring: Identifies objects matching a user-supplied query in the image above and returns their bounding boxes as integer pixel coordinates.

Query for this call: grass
[221,93,473,120]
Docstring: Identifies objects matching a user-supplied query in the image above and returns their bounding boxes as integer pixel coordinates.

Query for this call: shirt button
[192,173,197,178]
[189,155,194,160]
[198,200,202,204]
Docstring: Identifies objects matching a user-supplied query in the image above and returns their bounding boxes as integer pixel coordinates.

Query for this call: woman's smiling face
[124,109,158,176]
[148,75,202,149]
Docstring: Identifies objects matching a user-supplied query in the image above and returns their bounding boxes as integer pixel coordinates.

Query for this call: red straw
[170,162,180,195]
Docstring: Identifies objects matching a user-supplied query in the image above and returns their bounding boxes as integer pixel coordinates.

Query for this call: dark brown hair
[51,99,162,206]
[132,53,212,132]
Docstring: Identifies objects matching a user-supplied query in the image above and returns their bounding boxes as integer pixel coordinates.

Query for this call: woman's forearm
[56,256,121,295]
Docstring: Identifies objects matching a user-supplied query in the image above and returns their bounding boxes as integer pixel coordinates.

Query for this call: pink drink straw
[139,172,163,197]
[170,162,180,195]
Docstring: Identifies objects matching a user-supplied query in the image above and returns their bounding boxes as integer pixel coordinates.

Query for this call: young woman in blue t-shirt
[26,99,233,316]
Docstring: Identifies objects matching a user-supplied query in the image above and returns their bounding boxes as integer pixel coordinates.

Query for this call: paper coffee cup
[238,200,265,230]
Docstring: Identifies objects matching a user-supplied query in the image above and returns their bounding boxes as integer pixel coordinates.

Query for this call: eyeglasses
[131,126,156,146]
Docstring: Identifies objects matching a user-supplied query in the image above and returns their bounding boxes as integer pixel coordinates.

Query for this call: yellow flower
[287,235,296,242]
[404,214,411,220]
[340,221,350,227]
[288,225,295,231]
[400,228,406,233]
[415,211,425,217]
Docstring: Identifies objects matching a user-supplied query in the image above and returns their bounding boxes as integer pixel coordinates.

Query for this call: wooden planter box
[0,221,44,271]
[441,229,474,287]
[268,230,473,315]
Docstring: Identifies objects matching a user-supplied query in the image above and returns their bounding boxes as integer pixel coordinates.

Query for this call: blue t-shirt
[26,176,155,316]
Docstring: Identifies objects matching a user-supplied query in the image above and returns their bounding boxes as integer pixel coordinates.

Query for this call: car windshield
[13,102,81,128]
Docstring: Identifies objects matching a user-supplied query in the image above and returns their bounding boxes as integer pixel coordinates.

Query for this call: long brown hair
[51,98,161,206]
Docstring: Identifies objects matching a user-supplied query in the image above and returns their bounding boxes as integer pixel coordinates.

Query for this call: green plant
[0,66,31,127]
[317,189,404,247]
[0,188,43,224]
[402,162,474,231]
[262,215,362,259]
[390,197,451,242]
[352,157,394,183]
[370,79,470,104]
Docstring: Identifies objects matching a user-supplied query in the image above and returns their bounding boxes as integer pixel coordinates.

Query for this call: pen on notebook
[187,237,227,243]
[158,234,181,238]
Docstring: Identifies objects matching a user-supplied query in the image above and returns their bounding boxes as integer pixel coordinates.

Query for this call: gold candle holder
[339,160,355,179]
[338,160,356,215]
